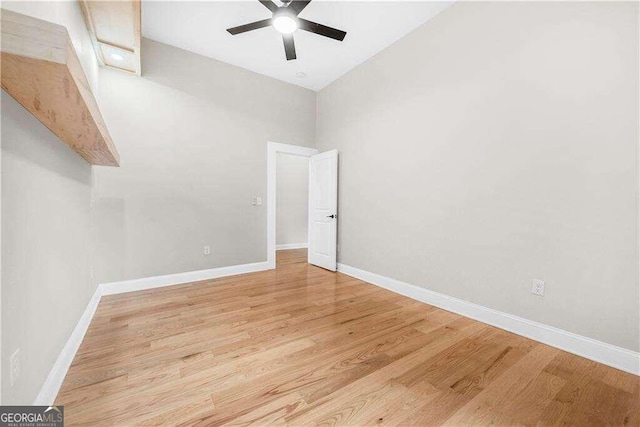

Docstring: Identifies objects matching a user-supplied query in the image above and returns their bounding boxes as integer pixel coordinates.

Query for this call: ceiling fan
[226,0,347,61]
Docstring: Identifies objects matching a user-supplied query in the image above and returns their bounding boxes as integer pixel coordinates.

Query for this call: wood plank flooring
[56,249,640,425]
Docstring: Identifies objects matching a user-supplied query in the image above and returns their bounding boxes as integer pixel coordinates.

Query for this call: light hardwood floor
[57,249,639,425]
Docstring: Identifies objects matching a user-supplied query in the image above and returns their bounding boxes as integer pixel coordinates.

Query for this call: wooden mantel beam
[1,9,120,167]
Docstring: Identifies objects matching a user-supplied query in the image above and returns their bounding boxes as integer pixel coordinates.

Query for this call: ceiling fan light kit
[272,9,298,34]
[226,0,347,61]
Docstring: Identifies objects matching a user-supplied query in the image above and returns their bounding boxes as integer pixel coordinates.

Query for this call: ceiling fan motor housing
[273,7,297,22]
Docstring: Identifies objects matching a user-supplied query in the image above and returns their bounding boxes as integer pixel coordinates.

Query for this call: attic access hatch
[1,9,120,167]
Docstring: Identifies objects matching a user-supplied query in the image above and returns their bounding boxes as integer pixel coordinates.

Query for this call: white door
[308,149,338,271]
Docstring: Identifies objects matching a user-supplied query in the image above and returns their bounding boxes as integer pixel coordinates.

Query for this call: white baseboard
[101,262,269,295]
[276,243,308,250]
[33,286,102,405]
[35,260,270,405]
[337,263,640,376]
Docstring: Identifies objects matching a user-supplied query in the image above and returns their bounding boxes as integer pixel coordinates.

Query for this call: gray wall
[276,153,309,246]
[317,1,639,351]
[1,1,101,404]
[1,93,93,404]
[93,39,316,284]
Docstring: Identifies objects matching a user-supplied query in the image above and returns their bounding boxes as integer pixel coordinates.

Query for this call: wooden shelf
[1,9,120,167]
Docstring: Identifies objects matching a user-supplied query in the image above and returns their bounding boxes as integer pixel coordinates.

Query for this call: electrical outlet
[251,197,257,206]
[10,348,20,388]
[256,197,262,206]
[203,245,211,255]
[532,279,545,296]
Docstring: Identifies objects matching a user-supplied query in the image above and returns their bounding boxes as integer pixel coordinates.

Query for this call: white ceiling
[142,1,453,91]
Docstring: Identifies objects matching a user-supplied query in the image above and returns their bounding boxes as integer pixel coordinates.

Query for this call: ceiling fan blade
[282,34,297,60]
[298,18,346,41]
[258,0,278,12]
[227,18,272,35]
[288,0,312,15]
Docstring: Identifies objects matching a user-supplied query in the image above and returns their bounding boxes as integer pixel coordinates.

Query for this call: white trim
[101,262,269,295]
[267,141,318,269]
[34,286,102,405]
[276,243,308,250]
[34,260,270,405]
[337,263,640,376]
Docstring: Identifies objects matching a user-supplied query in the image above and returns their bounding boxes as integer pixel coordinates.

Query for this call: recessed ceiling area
[142,1,453,91]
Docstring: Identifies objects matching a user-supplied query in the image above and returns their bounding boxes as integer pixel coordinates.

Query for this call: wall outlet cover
[532,279,545,296]
[203,245,211,255]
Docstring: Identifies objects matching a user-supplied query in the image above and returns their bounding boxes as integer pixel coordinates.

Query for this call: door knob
[327,214,336,219]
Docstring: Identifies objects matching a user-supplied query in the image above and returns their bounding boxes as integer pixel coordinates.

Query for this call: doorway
[266,142,317,269]
[266,141,338,271]
[276,152,309,251]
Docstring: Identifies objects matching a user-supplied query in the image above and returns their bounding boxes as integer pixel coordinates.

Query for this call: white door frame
[267,141,318,269]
